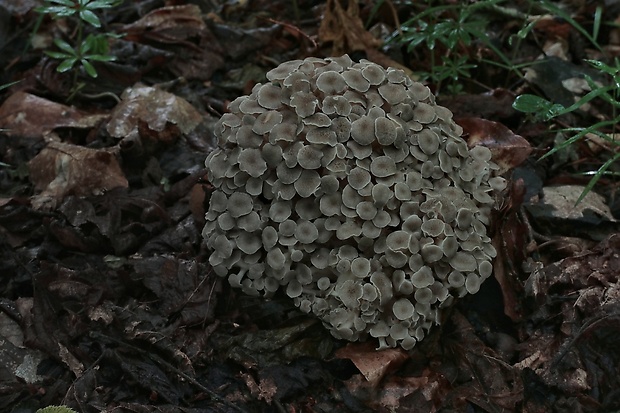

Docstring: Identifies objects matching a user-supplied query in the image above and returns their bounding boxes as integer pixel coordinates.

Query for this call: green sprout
[387,0,515,94]
[36,0,121,94]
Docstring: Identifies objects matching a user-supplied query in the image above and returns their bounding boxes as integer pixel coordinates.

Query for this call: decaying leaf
[335,342,408,387]
[0,310,45,384]
[440,88,518,120]
[528,185,615,222]
[28,142,128,210]
[318,0,381,55]
[120,5,224,80]
[457,116,532,173]
[106,84,204,146]
[0,92,107,139]
[524,185,619,242]
[121,5,206,43]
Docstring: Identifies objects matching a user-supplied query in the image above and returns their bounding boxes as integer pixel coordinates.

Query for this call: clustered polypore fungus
[204,55,506,350]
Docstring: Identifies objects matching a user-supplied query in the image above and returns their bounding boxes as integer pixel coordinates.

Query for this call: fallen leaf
[440,88,518,120]
[28,142,128,210]
[528,185,615,222]
[318,0,382,55]
[456,117,532,173]
[121,5,207,44]
[106,84,204,148]
[524,185,619,242]
[335,341,408,387]
[120,5,224,81]
[0,92,107,139]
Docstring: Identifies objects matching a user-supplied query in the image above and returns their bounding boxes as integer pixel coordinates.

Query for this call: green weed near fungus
[513,59,620,204]
[36,0,122,97]
[381,0,517,94]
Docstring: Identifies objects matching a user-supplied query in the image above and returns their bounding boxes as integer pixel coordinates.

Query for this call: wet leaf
[512,94,566,120]
[119,5,224,80]
[0,92,107,139]
[525,185,619,241]
[28,142,128,210]
[440,88,518,120]
[456,116,532,173]
[335,341,408,387]
[106,85,204,145]
[121,5,206,41]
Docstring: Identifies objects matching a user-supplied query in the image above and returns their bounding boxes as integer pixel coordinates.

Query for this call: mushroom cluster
[204,55,505,349]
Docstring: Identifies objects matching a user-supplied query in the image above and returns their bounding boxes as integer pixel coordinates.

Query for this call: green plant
[513,58,620,203]
[36,0,121,93]
[36,406,78,413]
[387,0,515,94]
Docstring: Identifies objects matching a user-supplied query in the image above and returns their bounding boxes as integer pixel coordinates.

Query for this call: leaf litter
[1,0,620,412]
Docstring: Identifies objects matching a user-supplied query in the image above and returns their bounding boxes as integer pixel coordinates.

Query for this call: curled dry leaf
[456,117,532,174]
[28,142,128,210]
[0,92,107,139]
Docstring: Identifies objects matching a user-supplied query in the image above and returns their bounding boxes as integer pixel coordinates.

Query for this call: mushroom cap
[204,54,501,350]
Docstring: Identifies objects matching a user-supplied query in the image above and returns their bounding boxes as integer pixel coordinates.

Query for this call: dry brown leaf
[318,0,382,55]
[334,341,408,387]
[456,117,532,174]
[121,5,206,44]
[120,5,224,80]
[0,92,107,139]
[106,84,204,146]
[28,142,128,210]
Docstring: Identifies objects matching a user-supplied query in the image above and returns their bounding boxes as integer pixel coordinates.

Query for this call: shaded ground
[1,1,620,412]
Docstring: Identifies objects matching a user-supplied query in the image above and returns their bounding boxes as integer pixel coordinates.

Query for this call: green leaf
[538,0,602,52]
[57,58,78,72]
[36,405,79,413]
[79,39,93,55]
[53,38,77,55]
[45,50,73,59]
[81,59,98,77]
[511,19,537,45]
[37,6,76,16]
[45,0,75,6]
[584,59,619,77]
[87,0,119,9]
[592,6,603,44]
[79,9,101,27]
[85,54,116,62]
[512,94,565,120]
[0,80,20,91]
[576,151,620,204]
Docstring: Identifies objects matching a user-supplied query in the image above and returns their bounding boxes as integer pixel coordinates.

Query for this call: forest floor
[1,0,620,412]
